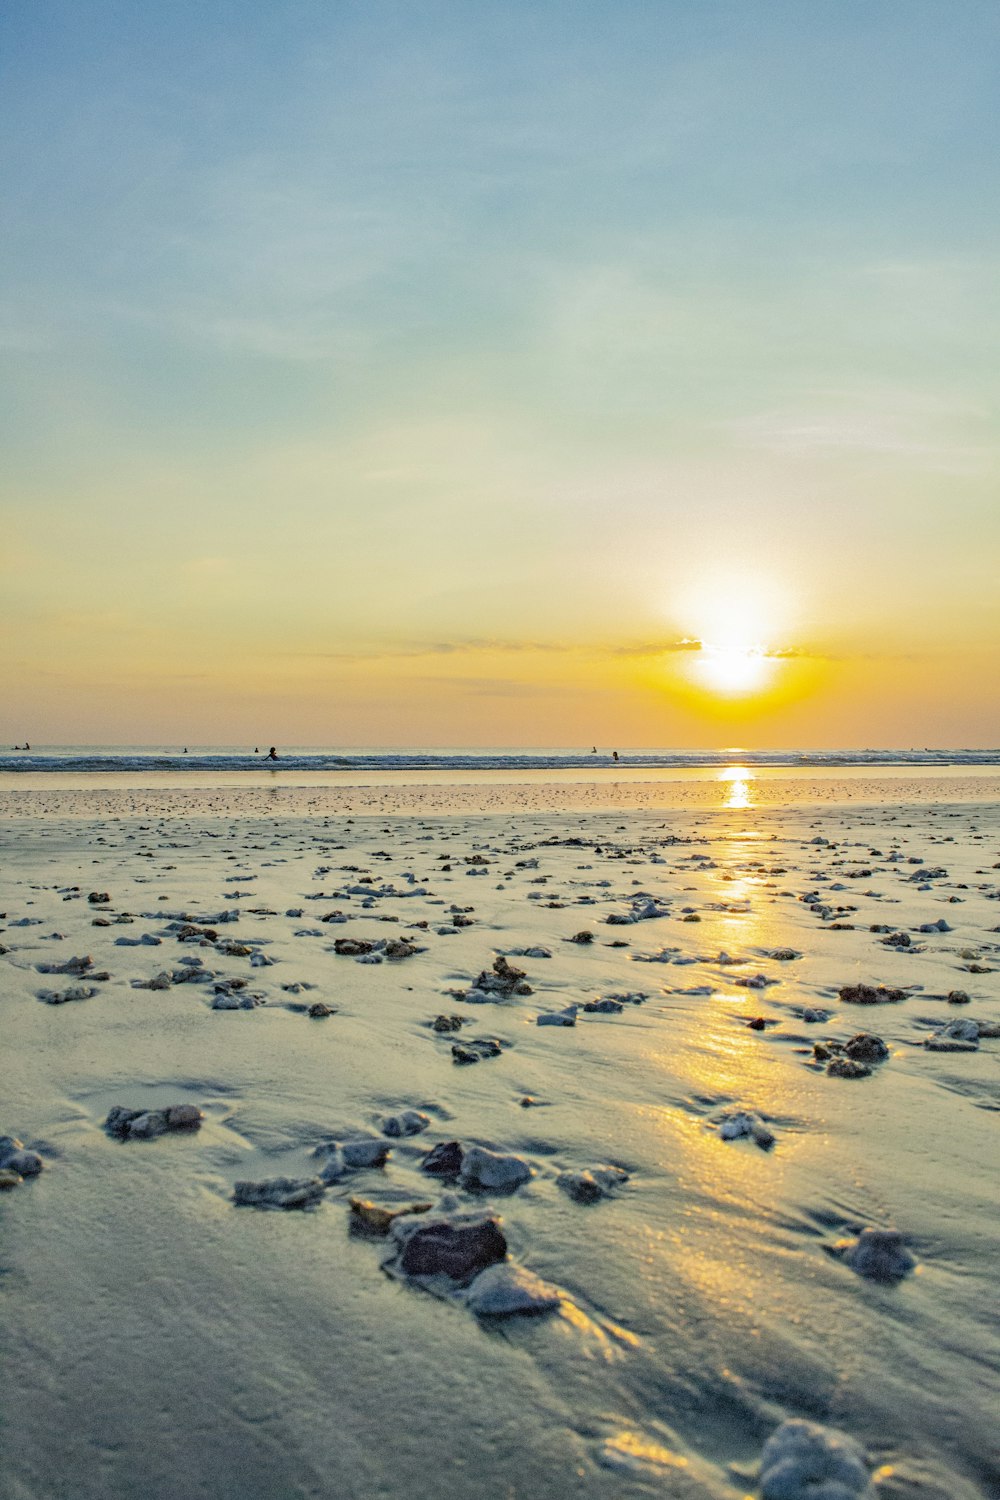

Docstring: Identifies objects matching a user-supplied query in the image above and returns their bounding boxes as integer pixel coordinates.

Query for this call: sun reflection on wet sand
[718,765,754,809]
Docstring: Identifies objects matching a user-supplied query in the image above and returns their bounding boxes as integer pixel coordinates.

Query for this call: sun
[674,582,787,699]
[695,642,774,696]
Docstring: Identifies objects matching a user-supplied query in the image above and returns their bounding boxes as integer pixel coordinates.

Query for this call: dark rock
[835,1226,917,1282]
[431,1013,467,1032]
[827,1057,872,1079]
[233,1177,325,1210]
[451,1037,503,1064]
[421,1140,465,1176]
[396,1215,507,1282]
[843,1033,889,1064]
[839,984,906,1005]
[334,938,375,956]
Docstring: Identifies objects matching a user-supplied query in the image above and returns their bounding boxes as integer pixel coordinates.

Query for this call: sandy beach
[2,771,998,1500]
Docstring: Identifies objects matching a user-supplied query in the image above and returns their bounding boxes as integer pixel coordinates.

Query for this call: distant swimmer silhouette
[612,750,619,761]
[254,747,259,754]
[268,746,278,760]
[183,747,188,754]
[591,746,597,754]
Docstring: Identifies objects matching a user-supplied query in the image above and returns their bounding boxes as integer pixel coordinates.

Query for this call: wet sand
[2,775,998,1499]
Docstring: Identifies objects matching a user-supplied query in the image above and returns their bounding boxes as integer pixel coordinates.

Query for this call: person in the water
[268,746,278,760]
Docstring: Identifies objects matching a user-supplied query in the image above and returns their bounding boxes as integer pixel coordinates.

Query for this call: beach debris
[458,1145,531,1191]
[465,1261,561,1316]
[348,1197,432,1235]
[36,955,94,976]
[87,891,111,904]
[826,1057,873,1079]
[536,1005,578,1027]
[464,955,532,1001]
[211,986,265,1010]
[758,1418,874,1499]
[307,1001,336,1018]
[421,1140,465,1177]
[131,971,173,991]
[315,1137,391,1182]
[104,1104,204,1140]
[37,985,97,1004]
[451,1037,504,1064]
[0,1135,44,1179]
[832,1226,917,1282]
[606,896,670,925]
[556,1165,629,1204]
[716,1110,775,1149]
[923,1018,980,1051]
[839,984,906,1005]
[569,930,594,944]
[767,947,801,961]
[380,1109,430,1138]
[843,1033,890,1064]
[233,1177,325,1210]
[384,1207,508,1283]
[431,1013,467,1032]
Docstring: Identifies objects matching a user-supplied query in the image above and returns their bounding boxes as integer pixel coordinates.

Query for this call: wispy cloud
[286,637,707,664]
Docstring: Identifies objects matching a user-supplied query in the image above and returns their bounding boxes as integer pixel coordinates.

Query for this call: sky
[2,0,998,748]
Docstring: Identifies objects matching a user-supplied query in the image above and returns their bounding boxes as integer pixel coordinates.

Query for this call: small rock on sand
[833,1226,917,1282]
[388,1210,508,1283]
[380,1109,430,1138]
[839,984,906,1005]
[421,1140,465,1176]
[717,1111,775,1149]
[536,1006,578,1027]
[459,1145,531,1191]
[557,1165,629,1203]
[759,1418,873,1499]
[104,1104,204,1140]
[465,1261,561,1316]
[0,1135,44,1178]
[233,1177,326,1210]
[349,1197,432,1235]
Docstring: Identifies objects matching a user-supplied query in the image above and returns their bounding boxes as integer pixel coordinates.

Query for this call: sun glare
[674,581,789,700]
[695,644,774,695]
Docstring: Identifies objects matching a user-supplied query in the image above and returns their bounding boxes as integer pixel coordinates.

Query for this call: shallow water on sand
[2,785,999,1499]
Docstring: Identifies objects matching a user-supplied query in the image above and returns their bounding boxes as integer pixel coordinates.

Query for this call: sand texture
[2,783,999,1499]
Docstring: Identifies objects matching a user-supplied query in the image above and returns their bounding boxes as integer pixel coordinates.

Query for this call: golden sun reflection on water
[718,764,754,809]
